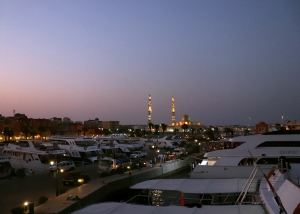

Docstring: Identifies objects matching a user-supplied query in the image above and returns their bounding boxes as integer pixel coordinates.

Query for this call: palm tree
[103,129,111,136]
[205,128,215,141]
[30,130,37,139]
[77,129,82,136]
[82,126,89,136]
[148,123,153,134]
[244,129,250,136]
[141,129,147,137]
[22,126,30,140]
[197,128,203,135]
[154,124,160,135]
[50,128,57,136]
[181,124,189,136]
[38,125,47,139]
[190,127,195,136]
[134,129,141,137]
[174,128,179,135]
[224,128,232,138]
[3,127,14,141]
[161,123,167,135]
[8,129,14,141]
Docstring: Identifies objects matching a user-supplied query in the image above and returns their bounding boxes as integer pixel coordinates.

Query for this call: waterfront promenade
[30,155,197,214]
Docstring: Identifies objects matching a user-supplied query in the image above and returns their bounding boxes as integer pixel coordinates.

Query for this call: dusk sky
[1,1,300,126]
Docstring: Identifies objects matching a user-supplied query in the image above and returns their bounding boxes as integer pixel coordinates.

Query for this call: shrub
[11,206,24,214]
[38,196,48,205]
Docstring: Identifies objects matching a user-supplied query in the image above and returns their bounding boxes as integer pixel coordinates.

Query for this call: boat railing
[289,170,300,186]
[236,164,259,204]
[126,192,262,207]
[279,159,300,186]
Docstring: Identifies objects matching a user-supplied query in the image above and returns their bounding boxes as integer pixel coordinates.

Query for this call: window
[256,141,300,147]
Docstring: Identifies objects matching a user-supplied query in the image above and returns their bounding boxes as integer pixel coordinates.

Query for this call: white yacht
[99,144,130,157]
[0,154,12,179]
[259,164,300,214]
[48,136,103,163]
[72,177,265,214]
[3,140,65,173]
[72,163,300,214]
[190,131,300,179]
[153,136,178,149]
[95,137,142,152]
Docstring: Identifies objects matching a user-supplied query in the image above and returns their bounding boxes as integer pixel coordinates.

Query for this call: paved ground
[0,160,187,214]
[0,163,99,214]
[1,145,199,214]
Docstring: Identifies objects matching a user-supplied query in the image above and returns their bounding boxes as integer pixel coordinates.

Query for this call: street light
[50,158,63,196]
[24,201,34,214]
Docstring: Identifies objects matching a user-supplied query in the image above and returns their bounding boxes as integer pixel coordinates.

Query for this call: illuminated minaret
[148,94,152,124]
[171,97,175,123]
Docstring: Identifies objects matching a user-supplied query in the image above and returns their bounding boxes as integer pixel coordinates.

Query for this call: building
[84,118,103,128]
[167,114,202,133]
[167,97,202,133]
[103,121,119,131]
[255,121,268,134]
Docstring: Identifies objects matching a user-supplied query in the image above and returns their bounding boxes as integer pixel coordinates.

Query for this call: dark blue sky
[1,0,300,126]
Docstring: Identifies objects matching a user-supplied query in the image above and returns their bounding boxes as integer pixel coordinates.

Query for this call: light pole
[50,157,63,197]
[24,201,34,214]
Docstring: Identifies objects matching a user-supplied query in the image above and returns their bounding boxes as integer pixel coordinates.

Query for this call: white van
[172,147,185,156]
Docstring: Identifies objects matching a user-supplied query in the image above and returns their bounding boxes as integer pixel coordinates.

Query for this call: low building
[256,121,268,134]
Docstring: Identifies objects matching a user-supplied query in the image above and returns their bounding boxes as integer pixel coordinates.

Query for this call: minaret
[148,95,152,124]
[171,97,175,123]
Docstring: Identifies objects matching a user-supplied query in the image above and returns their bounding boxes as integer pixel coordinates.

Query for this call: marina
[71,158,300,214]
[32,155,193,214]
[1,131,300,214]
[1,1,300,213]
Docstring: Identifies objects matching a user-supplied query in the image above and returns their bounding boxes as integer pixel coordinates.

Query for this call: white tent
[72,202,265,214]
[130,178,258,193]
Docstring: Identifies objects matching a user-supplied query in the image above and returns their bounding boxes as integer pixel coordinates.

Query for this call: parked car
[62,171,90,186]
[129,158,147,169]
[130,151,147,159]
[173,147,185,155]
[172,147,186,159]
[49,161,75,172]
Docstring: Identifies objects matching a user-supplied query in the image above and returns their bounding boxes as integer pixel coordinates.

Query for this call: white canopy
[72,202,265,214]
[130,178,258,193]
[212,157,242,166]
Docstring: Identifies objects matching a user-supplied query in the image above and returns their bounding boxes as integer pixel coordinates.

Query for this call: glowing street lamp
[24,201,34,214]
[50,157,63,196]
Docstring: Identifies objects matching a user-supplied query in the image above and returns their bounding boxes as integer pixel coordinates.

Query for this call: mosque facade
[148,95,202,133]
[167,97,201,132]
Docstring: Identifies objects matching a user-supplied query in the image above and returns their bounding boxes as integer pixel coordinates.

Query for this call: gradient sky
[1,1,300,126]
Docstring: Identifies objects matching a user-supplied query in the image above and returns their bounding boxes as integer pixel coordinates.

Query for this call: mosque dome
[182,114,190,123]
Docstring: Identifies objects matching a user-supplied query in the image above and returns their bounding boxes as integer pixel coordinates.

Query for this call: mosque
[147,95,202,133]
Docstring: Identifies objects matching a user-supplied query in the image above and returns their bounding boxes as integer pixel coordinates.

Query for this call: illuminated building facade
[171,97,175,123]
[148,94,152,124]
[147,95,202,133]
